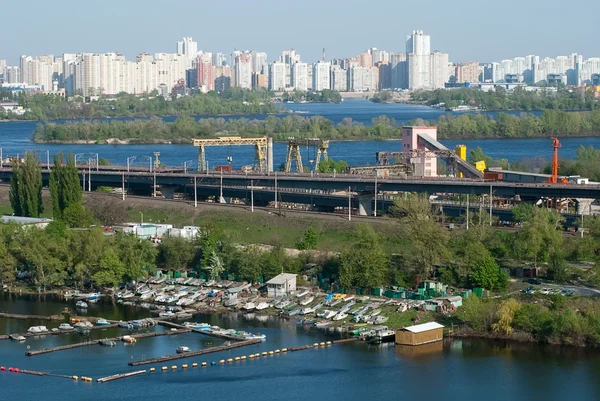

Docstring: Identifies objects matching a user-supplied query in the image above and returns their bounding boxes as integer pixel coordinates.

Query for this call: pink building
[401,126,439,177]
[197,54,214,92]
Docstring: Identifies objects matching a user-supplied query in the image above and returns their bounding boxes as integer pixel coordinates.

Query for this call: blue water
[1,295,600,401]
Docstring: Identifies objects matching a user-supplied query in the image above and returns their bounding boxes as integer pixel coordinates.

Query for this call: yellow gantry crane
[284,138,329,172]
[192,136,271,172]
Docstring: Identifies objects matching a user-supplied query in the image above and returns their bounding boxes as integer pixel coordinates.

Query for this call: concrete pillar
[219,196,229,204]
[576,198,594,215]
[160,185,177,199]
[357,195,373,216]
[267,137,274,173]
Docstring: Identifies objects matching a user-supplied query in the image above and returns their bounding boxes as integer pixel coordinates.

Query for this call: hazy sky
[2,0,599,64]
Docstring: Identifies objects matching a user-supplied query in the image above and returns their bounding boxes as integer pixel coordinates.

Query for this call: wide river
[1,294,600,401]
[1,99,599,170]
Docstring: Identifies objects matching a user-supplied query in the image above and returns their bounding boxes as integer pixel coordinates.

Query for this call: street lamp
[139,212,144,238]
[74,153,85,166]
[184,160,193,174]
[89,153,99,171]
[127,156,137,173]
[142,156,152,172]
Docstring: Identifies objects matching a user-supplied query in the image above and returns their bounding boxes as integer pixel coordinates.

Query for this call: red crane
[548,137,565,184]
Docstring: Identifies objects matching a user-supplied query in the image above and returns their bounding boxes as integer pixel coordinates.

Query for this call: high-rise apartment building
[406,30,450,89]
[214,66,233,92]
[269,62,286,91]
[330,65,348,91]
[454,62,480,83]
[212,53,227,67]
[235,53,252,89]
[197,53,214,92]
[377,62,391,89]
[430,51,450,89]
[252,51,268,74]
[390,52,407,89]
[292,62,308,91]
[177,37,198,60]
[312,62,331,91]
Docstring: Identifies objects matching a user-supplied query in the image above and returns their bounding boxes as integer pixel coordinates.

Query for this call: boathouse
[395,322,444,346]
[265,273,297,298]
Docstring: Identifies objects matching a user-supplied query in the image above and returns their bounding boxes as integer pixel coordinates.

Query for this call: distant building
[265,273,297,298]
[234,53,252,89]
[454,61,480,83]
[0,216,52,229]
[196,53,214,92]
[214,66,234,92]
[330,65,348,91]
[402,126,439,177]
[292,62,308,91]
[269,62,286,91]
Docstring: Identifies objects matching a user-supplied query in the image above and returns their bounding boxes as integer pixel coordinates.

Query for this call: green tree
[9,152,43,217]
[157,236,195,272]
[296,228,318,250]
[49,152,83,220]
[339,224,388,289]
[471,255,507,290]
[204,251,225,281]
[93,248,125,288]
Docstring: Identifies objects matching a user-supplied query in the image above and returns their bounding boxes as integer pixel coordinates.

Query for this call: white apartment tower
[292,62,308,91]
[313,62,331,91]
[235,53,252,89]
[177,37,198,60]
[269,62,286,91]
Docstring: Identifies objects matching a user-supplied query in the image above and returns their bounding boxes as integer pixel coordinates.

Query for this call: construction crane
[547,137,567,184]
[284,138,329,172]
[192,136,272,173]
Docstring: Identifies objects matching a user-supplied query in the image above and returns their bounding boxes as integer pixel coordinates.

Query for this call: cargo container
[216,165,233,172]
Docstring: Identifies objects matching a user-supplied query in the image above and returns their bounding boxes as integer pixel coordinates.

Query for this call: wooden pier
[0,312,63,321]
[1,323,119,342]
[97,370,147,383]
[20,369,78,380]
[157,320,253,341]
[25,328,190,356]
[128,338,262,366]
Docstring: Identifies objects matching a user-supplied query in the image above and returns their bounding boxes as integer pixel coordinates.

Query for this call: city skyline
[2,0,599,65]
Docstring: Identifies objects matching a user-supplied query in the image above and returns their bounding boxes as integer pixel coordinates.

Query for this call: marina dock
[0,312,63,321]
[25,328,190,356]
[97,370,147,383]
[1,323,120,341]
[127,338,262,366]
[157,320,249,341]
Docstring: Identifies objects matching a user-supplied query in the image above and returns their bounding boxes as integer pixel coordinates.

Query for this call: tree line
[410,86,598,111]
[282,90,342,103]
[0,89,278,121]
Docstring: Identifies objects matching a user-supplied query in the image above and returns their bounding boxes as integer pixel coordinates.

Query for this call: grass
[127,205,411,253]
[0,202,54,219]
[382,307,418,329]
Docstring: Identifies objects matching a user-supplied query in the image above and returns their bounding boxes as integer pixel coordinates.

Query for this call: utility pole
[122,173,125,201]
[194,176,197,208]
[82,170,85,192]
[489,185,493,226]
[45,150,50,170]
[219,169,223,203]
[466,194,469,230]
[374,172,378,217]
[274,172,278,209]
[251,180,254,212]
[153,170,156,197]
[127,156,136,173]
[88,158,91,192]
[348,186,352,221]
[90,153,99,171]
[0,148,3,168]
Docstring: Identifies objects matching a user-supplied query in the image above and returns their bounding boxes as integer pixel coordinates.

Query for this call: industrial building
[395,322,444,346]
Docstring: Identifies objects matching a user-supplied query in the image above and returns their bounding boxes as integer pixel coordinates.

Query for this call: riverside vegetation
[33,108,600,144]
[6,155,600,345]
[0,88,278,121]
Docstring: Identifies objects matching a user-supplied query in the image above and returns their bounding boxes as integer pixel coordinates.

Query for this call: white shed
[266,273,297,298]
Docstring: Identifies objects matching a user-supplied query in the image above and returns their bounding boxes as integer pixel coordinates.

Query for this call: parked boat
[74,326,90,335]
[122,335,136,344]
[96,318,111,326]
[158,311,175,318]
[224,297,240,307]
[118,321,133,329]
[87,292,101,301]
[274,300,290,309]
[323,310,337,319]
[140,291,155,300]
[9,334,26,341]
[255,302,270,310]
[300,307,315,315]
[244,333,266,341]
[27,326,48,333]
[374,316,389,325]
[333,312,348,321]
[369,329,395,343]
[295,290,309,298]
[299,296,314,306]
[314,321,332,328]
[288,309,301,316]
[176,346,191,354]
[58,323,74,331]
[243,302,256,311]
[99,339,116,347]
[76,301,88,309]
[176,312,193,320]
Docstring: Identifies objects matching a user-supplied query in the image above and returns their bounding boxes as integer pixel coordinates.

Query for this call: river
[1,100,599,170]
[1,294,599,400]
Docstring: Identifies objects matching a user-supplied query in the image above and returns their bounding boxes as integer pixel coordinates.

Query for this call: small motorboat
[314,321,332,328]
[244,333,266,341]
[74,326,90,335]
[300,307,315,315]
[76,300,88,309]
[27,326,48,333]
[333,312,348,321]
[99,339,116,347]
[244,302,256,311]
[87,292,102,301]
[299,296,314,306]
[176,346,191,354]
[96,318,111,326]
[122,335,136,344]
[176,312,193,320]
[58,323,74,331]
[159,311,175,318]
[255,302,270,311]
[9,334,26,341]
[118,321,133,329]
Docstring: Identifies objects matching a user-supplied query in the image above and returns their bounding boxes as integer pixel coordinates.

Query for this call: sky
[2,0,599,65]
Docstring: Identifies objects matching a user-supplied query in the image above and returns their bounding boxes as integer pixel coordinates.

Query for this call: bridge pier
[160,185,178,200]
[357,195,373,216]
[576,198,594,215]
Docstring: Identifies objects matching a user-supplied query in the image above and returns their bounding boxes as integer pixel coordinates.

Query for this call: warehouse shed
[395,322,444,346]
